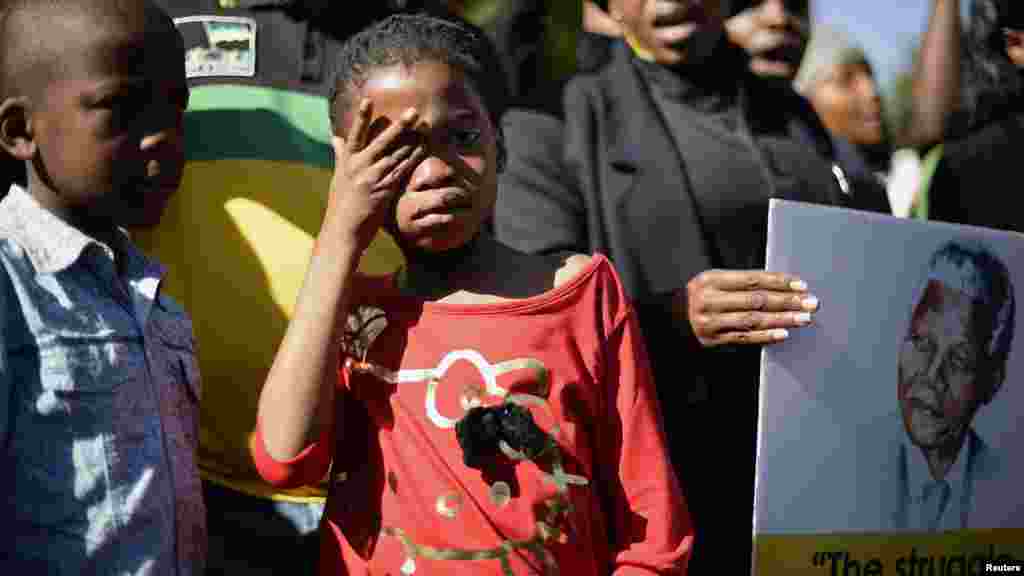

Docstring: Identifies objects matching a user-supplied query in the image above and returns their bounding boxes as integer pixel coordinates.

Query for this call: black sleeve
[846,174,892,214]
[494,108,587,256]
[927,153,961,225]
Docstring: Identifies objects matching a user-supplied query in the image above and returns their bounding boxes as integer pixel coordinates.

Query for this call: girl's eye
[450,128,481,148]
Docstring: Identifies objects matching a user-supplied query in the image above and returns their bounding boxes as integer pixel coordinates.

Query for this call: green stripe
[185,85,333,169]
[914,144,945,221]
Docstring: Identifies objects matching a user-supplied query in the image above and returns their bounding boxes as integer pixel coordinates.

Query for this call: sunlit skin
[898,280,994,481]
[807,60,884,146]
[0,4,188,242]
[336,60,498,256]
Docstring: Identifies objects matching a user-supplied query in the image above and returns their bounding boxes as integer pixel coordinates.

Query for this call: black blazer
[496,40,843,342]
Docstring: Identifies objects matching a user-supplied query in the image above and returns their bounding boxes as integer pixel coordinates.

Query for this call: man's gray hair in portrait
[909,240,1016,378]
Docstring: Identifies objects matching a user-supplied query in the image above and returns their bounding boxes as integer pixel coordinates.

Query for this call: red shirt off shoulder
[251,255,692,575]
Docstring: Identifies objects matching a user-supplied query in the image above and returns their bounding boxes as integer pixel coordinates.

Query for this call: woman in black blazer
[494,1,846,572]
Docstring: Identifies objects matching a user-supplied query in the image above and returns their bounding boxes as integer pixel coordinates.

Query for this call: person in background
[137,1,451,573]
[794,26,894,214]
[914,0,1024,233]
[580,0,811,80]
[472,0,578,116]
[495,0,842,573]
[726,0,809,81]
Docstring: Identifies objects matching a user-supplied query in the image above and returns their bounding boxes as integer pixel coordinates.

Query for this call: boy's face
[30,7,188,229]
[341,60,498,254]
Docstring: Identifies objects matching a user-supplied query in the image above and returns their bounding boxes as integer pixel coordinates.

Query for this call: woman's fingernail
[773,329,790,340]
[790,280,808,291]
[801,296,819,311]
[795,312,812,325]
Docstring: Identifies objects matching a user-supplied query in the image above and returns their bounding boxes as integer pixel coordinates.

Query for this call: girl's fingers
[359,107,420,163]
[373,145,427,191]
[346,98,373,154]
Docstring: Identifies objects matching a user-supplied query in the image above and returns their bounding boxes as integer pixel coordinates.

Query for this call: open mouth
[762,43,803,66]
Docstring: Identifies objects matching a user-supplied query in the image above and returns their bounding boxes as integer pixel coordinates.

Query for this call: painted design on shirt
[341,308,588,575]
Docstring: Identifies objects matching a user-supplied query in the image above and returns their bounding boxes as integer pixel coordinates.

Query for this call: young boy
[0,0,204,573]
[252,13,692,575]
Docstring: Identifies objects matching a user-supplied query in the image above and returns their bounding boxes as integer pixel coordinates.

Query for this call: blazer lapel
[599,43,713,298]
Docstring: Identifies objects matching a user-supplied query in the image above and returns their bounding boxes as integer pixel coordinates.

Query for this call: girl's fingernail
[773,329,790,340]
[795,312,812,325]
[790,280,808,291]
[801,296,819,310]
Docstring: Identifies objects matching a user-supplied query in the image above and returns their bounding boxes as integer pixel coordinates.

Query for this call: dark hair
[328,12,509,137]
[1,0,177,101]
[955,0,1024,133]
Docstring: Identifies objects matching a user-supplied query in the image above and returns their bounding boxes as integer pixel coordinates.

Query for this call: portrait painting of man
[885,241,1015,531]
[753,201,1024,544]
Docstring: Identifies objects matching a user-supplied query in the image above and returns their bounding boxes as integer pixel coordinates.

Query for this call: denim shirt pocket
[149,299,201,443]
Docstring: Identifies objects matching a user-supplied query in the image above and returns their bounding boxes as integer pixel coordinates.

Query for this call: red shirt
[252,255,692,574]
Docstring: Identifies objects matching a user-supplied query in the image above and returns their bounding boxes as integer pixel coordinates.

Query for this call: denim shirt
[1,185,206,575]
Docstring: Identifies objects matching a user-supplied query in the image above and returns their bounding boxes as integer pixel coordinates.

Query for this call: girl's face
[341,60,498,254]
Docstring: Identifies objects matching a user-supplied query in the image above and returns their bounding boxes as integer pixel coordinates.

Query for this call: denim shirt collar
[0,184,165,283]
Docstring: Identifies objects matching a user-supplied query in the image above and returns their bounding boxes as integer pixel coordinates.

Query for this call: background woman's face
[808,60,884,146]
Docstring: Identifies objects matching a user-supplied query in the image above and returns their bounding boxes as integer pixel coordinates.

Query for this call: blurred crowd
[540,3,1024,571]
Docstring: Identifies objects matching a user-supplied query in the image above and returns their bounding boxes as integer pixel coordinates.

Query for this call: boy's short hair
[0,0,175,100]
[328,11,509,135]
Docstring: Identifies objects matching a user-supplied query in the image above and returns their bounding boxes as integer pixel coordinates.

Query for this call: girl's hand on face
[676,269,820,347]
[324,98,425,254]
